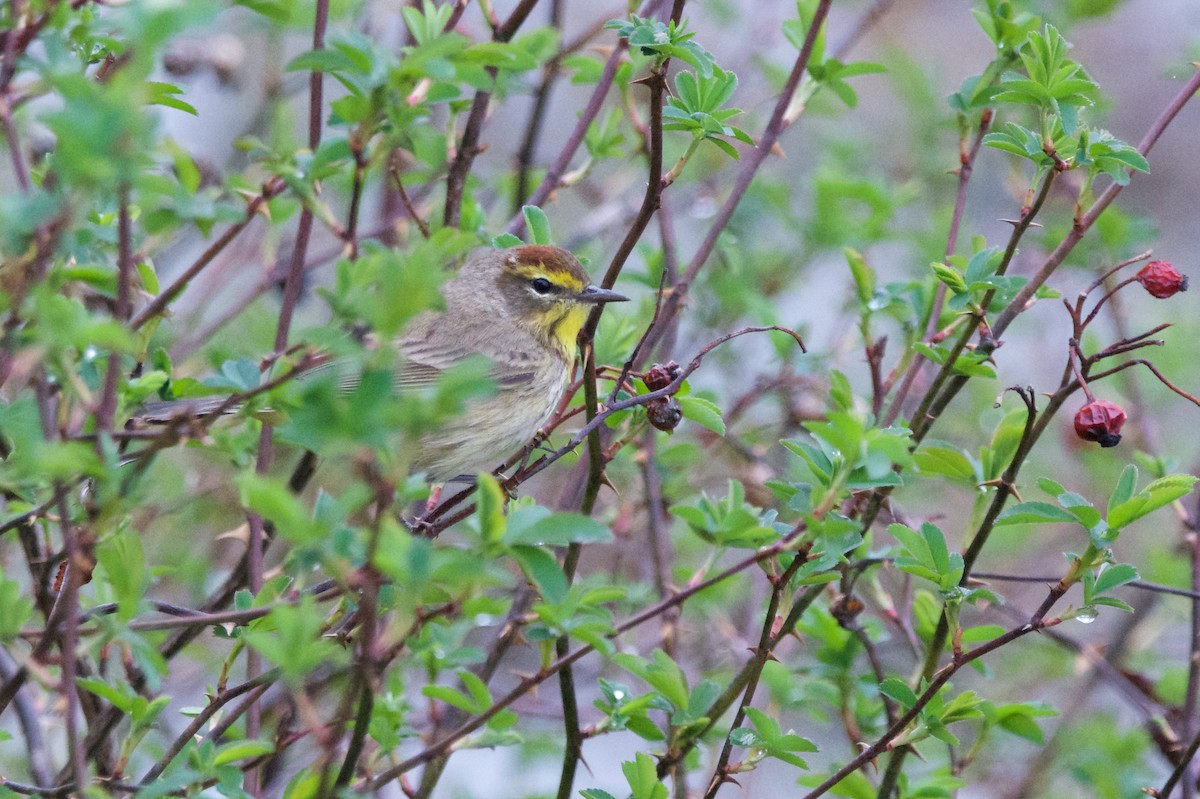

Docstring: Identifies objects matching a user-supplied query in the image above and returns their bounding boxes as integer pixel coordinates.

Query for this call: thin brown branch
[58,496,87,792]
[513,0,563,215]
[93,184,134,434]
[444,0,542,227]
[137,671,279,785]
[1087,359,1200,408]
[505,44,625,235]
[900,168,1057,437]
[130,178,284,330]
[389,161,431,239]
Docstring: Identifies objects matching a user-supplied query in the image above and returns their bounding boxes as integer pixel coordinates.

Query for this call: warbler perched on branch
[137,245,628,482]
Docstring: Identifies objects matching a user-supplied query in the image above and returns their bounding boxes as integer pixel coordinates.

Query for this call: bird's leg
[424,483,444,513]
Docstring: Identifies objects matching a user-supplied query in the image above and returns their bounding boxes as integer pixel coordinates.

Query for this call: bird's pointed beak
[577,284,629,303]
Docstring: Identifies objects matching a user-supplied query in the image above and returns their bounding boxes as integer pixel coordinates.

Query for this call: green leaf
[459,670,493,708]
[286,49,361,74]
[612,650,690,710]
[997,713,1045,743]
[1092,563,1139,596]
[880,678,917,708]
[522,205,552,244]
[1108,474,1198,530]
[622,752,669,799]
[1107,464,1138,516]
[828,370,853,412]
[509,545,568,603]
[145,82,197,115]
[995,502,1079,526]
[243,597,346,686]
[492,233,523,248]
[991,701,1056,745]
[422,684,481,713]
[77,677,134,712]
[460,41,539,71]
[0,569,34,645]
[212,739,275,767]
[236,473,323,543]
[504,511,612,546]
[844,247,875,304]
[475,472,507,544]
[1091,596,1134,612]
[96,528,146,620]
[931,261,968,293]
[914,441,977,483]
[205,358,261,392]
[679,396,725,435]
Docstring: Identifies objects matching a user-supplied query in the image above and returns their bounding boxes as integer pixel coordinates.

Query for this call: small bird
[138,245,628,482]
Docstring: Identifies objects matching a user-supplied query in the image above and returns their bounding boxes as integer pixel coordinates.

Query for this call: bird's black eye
[531,277,553,295]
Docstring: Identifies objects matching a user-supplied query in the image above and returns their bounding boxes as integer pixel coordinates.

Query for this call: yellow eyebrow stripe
[510,262,585,292]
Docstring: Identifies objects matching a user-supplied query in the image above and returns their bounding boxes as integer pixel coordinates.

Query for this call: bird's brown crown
[503,244,588,293]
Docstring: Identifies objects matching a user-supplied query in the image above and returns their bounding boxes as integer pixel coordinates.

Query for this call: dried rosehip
[643,361,681,392]
[1135,260,1188,299]
[646,397,683,432]
[1074,399,1127,448]
[831,593,865,628]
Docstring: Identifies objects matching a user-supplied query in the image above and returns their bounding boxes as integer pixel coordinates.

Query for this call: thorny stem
[886,384,1060,793]
[362,523,816,792]
[552,542,585,799]
[245,3,327,790]
[991,66,1200,341]
[138,671,279,785]
[886,65,1200,448]
[565,16,681,778]
[442,0,541,228]
[884,109,993,423]
[656,583,826,781]
[642,0,833,358]
[702,556,807,799]
[901,168,1058,440]
[802,610,1062,799]
[505,0,669,236]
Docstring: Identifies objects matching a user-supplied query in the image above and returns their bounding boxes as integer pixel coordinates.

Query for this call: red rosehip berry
[1073,399,1127,448]
[1135,260,1188,299]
